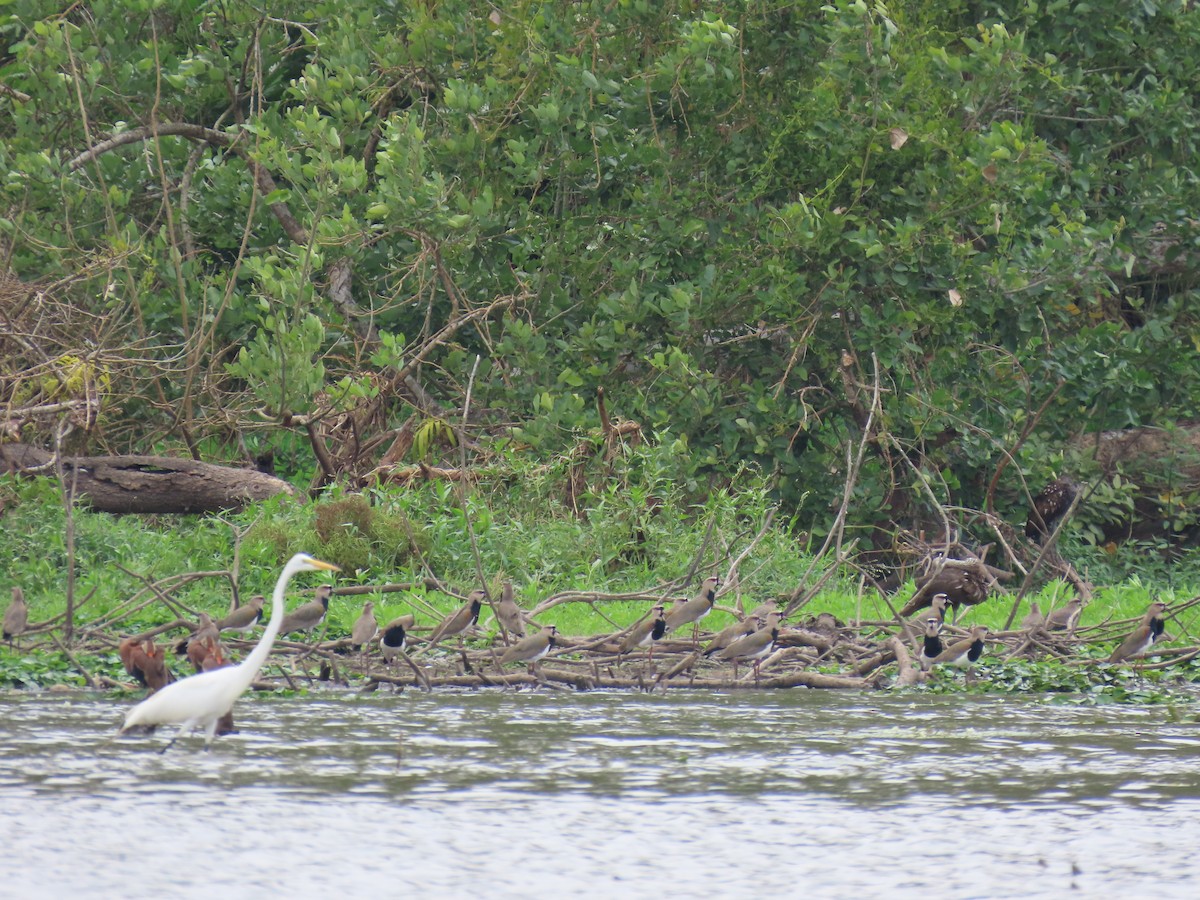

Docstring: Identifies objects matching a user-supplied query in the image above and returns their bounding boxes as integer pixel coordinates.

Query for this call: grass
[3,450,1200,660]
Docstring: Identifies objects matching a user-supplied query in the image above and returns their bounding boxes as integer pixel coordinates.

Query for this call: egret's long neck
[237,558,297,683]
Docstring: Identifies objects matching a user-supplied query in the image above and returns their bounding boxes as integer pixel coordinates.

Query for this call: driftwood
[16,555,1199,697]
[1,442,295,513]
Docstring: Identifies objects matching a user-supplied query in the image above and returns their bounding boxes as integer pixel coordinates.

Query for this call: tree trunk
[1,443,296,514]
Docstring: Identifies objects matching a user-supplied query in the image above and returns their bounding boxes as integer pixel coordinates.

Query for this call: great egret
[119,552,339,751]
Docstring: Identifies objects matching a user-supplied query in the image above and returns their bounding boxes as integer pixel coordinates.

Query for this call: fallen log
[1,442,295,513]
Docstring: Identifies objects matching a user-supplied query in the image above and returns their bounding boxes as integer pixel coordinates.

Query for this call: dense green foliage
[2,0,1200,539]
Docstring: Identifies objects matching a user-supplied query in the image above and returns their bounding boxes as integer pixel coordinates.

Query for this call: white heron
[119,552,340,752]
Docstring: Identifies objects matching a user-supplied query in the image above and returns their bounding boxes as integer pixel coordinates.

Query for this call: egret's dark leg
[159,727,184,754]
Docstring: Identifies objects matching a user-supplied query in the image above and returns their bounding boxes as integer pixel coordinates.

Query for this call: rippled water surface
[2,688,1199,897]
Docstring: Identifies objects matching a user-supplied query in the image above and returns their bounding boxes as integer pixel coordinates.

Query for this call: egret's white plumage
[119,553,339,751]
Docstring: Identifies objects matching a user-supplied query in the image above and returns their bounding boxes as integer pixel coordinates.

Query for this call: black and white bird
[716,612,783,683]
[927,625,989,676]
[619,603,667,660]
[703,615,760,658]
[901,593,949,641]
[379,614,415,664]
[917,617,945,671]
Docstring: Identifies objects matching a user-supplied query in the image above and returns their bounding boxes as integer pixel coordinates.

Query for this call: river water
[1,688,1198,898]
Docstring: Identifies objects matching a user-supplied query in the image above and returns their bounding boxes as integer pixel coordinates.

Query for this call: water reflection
[1,689,1198,897]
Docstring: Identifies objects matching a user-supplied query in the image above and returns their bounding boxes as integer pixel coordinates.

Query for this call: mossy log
[1,442,295,513]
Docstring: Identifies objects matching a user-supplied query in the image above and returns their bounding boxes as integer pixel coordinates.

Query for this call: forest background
[3,0,1200,645]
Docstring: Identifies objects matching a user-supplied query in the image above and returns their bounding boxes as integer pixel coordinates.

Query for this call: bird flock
[0,554,1178,753]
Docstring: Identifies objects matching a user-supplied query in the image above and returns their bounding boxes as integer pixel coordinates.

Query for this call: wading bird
[917,618,945,671]
[426,590,486,648]
[3,587,29,648]
[619,604,667,662]
[499,624,557,675]
[703,615,760,658]
[196,642,235,736]
[119,637,173,692]
[278,584,332,637]
[216,596,265,634]
[380,615,415,665]
[119,553,339,752]
[716,612,783,685]
[1044,598,1083,635]
[1109,601,1168,664]
[492,581,527,641]
[350,600,378,649]
[901,593,949,642]
[664,576,721,646]
[927,625,989,680]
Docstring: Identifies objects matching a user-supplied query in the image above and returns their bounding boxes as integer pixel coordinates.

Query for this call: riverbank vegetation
[3,455,1198,701]
[3,2,1200,700]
